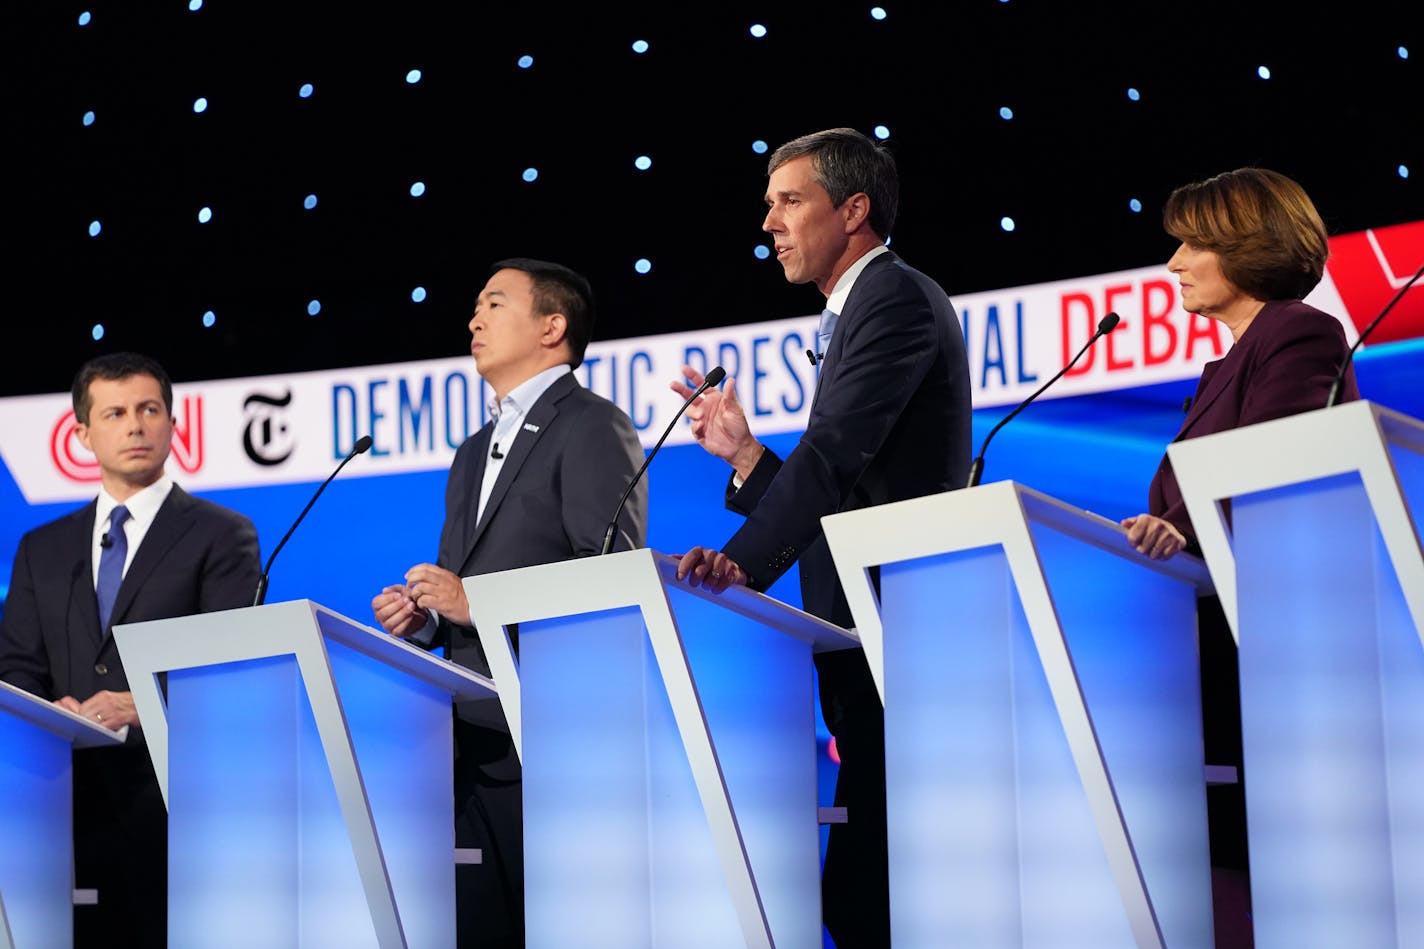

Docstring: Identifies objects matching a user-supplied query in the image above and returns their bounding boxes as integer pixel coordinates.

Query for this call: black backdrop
[6,1,1418,395]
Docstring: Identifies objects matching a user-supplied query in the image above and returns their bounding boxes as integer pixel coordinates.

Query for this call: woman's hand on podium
[1120,513,1188,561]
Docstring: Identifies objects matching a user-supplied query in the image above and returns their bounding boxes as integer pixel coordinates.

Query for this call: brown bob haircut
[1163,167,1329,301]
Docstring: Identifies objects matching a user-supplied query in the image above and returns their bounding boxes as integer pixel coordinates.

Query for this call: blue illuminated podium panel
[1172,401,1424,948]
[823,481,1216,948]
[0,681,122,949]
[464,548,856,949]
[114,600,494,949]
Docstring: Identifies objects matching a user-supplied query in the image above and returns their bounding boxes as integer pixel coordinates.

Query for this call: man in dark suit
[673,128,972,947]
[371,257,647,948]
[0,351,262,948]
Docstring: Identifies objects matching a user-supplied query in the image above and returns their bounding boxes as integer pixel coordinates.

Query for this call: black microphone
[966,312,1120,488]
[490,442,505,459]
[253,434,374,606]
[1325,259,1424,408]
[805,349,822,367]
[100,533,113,549]
[599,366,727,556]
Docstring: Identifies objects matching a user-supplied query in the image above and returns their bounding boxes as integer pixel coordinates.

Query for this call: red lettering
[1184,313,1227,360]
[1141,279,1177,366]
[1103,284,1133,370]
[170,395,204,474]
[1060,293,1098,377]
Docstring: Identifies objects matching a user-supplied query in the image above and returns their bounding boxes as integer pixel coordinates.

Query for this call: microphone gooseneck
[252,434,374,606]
[599,366,727,556]
[1325,259,1424,408]
[967,312,1120,488]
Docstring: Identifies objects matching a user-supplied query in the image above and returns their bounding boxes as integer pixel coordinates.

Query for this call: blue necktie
[817,307,838,360]
[96,505,130,632]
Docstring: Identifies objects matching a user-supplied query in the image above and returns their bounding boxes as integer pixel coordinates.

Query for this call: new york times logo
[243,391,295,466]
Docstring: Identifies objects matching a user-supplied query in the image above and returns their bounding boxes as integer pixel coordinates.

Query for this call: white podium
[0,681,123,949]
[822,481,1216,948]
[463,548,858,949]
[114,599,495,949]
[1170,401,1424,948]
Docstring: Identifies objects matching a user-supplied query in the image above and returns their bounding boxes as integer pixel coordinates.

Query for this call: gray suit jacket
[430,372,647,694]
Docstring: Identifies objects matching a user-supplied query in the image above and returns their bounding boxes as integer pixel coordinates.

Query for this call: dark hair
[768,128,900,240]
[1163,167,1329,301]
[71,352,174,424]
[489,257,596,368]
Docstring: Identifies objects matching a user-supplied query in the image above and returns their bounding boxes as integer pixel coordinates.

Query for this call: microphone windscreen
[704,366,727,387]
[353,435,374,454]
[1098,312,1121,334]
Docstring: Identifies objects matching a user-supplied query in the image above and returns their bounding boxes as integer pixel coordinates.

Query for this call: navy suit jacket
[429,372,647,691]
[722,250,972,725]
[0,484,261,709]
[1149,298,1360,549]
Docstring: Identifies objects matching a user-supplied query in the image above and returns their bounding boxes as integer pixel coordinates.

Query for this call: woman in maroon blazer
[1121,167,1359,947]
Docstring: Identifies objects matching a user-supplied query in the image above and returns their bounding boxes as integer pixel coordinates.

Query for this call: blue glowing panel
[0,715,72,949]
[880,534,1210,947]
[167,643,454,948]
[1028,521,1212,947]
[519,606,666,947]
[519,600,822,948]
[666,585,822,941]
[1236,472,1423,946]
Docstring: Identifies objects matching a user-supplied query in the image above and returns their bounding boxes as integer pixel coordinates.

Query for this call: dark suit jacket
[429,372,647,691]
[1149,298,1360,550]
[722,250,972,724]
[0,484,262,708]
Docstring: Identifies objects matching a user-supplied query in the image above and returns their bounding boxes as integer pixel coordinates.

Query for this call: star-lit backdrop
[6,1,1417,396]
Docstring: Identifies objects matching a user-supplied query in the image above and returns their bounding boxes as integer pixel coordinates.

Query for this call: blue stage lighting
[193,97,208,113]
[406,69,422,84]
[1000,216,1016,232]
[412,287,427,302]
[523,168,539,182]
[750,24,767,38]
[634,258,652,274]
[78,11,91,26]
[518,55,534,69]
[303,194,317,210]
[874,125,891,139]
[92,324,104,340]
[754,245,771,260]
[871,7,888,20]
[410,181,426,197]
[202,311,216,327]
[634,155,652,171]
[83,111,95,126]
[1129,198,1142,213]
[999,106,1013,120]
[307,300,321,316]
[299,83,313,98]
[198,207,212,223]
[1257,65,1271,79]
[88,220,102,237]
[1127,87,1141,101]
[632,40,649,54]
[752,140,768,154]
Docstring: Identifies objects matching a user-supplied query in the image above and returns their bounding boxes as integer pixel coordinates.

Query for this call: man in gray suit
[372,257,647,948]
[0,351,262,948]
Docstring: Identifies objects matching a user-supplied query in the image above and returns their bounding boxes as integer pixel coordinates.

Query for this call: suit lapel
[810,251,897,413]
[461,374,573,564]
[456,425,495,557]
[68,503,104,649]
[104,487,190,642]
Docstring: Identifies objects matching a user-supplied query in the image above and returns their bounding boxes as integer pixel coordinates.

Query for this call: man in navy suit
[673,128,972,947]
[372,258,647,948]
[0,351,262,948]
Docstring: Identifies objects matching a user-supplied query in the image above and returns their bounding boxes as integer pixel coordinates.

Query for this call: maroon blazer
[1148,298,1360,550]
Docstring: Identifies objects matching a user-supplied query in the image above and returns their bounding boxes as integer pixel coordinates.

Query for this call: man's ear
[542,312,569,348]
[75,422,93,452]
[842,192,871,233]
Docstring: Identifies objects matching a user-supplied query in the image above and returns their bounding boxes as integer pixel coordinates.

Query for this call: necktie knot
[109,505,131,533]
[817,308,838,357]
